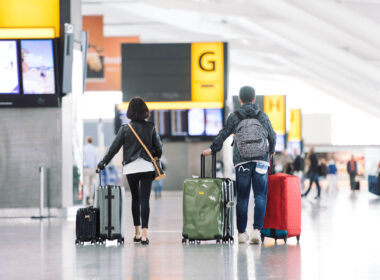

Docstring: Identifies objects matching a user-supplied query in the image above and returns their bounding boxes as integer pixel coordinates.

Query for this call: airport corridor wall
[0,108,63,209]
[161,141,222,191]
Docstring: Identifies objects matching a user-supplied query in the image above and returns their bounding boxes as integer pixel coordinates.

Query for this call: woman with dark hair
[97,97,163,245]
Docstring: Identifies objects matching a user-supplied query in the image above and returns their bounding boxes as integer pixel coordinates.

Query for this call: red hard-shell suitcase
[261,173,301,243]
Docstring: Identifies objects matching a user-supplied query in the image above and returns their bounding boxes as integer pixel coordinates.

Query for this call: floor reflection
[1,188,380,279]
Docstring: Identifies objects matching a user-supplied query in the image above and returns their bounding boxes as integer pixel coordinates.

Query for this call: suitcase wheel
[182,238,187,244]
[197,240,201,245]
[75,239,79,245]
[296,235,300,243]
[91,240,95,245]
[284,235,288,244]
[216,239,221,244]
[260,234,265,243]
[230,237,234,244]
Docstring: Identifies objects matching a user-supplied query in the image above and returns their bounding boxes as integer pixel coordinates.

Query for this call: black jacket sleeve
[210,114,235,153]
[102,126,125,165]
[151,126,163,158]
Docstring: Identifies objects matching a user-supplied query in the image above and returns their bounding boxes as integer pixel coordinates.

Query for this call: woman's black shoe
[141,238,149,245]
[133,236,141,243]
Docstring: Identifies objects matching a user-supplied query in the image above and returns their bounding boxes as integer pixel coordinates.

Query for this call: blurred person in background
[327,154,338,193]
[101,162,121,186]
[293,149,305,190]
[83,136,99,205]
[318,159,328,180]
[375,162,380,178]
[302,147,321,199]
[283,151,294,174]
[347,155,358,191]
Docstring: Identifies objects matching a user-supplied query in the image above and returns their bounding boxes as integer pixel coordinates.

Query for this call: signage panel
[191,42,224,104]
[264,95,286,135]
[288,109,302,141]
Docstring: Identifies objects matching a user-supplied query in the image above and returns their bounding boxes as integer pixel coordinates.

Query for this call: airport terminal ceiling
[82,0,380,118]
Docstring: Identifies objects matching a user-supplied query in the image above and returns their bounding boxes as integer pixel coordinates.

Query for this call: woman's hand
[97,161,106,170]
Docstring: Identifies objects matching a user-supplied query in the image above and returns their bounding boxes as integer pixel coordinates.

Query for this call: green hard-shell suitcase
[182,153,235,244]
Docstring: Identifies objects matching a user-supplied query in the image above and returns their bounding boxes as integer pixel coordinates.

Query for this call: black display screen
[121,43,191,102]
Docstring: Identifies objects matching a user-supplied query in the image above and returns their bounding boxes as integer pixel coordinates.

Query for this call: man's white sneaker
[238,232,249,244]
[249,229,261,245]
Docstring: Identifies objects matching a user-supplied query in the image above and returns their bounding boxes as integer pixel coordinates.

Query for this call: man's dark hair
[127,97,150,121]
[239,86,256,104]
[86,136,93,144]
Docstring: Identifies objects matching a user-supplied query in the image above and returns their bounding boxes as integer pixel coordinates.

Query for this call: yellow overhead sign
[117,101,223,111]
[264,95,286,135]
[191,42,224,104]
[288,109,302,141]
[0,0,60,38]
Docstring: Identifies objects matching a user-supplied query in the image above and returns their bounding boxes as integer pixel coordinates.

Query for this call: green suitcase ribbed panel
[182,178,224,240]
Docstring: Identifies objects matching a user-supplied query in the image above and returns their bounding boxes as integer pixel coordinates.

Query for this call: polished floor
[1,184,380,280]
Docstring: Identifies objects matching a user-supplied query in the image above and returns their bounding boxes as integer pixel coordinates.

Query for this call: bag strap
[127,123,162,176]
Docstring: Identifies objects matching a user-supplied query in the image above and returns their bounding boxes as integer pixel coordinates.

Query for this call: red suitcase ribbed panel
[263,173,301,237]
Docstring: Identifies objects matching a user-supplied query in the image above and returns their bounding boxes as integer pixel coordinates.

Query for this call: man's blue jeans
[235,162,269,233]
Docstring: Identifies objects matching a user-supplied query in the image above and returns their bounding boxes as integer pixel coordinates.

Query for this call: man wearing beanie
[203,86,276,245]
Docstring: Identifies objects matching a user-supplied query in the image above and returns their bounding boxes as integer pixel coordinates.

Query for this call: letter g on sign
[199,51,215,71]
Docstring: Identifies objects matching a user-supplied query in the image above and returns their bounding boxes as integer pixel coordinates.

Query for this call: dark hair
[239,86,256,103]
[127,97,149,121]
[86,136,93,144]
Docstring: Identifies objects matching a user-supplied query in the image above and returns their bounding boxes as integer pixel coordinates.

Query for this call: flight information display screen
[21,40,56,94]
[0,40,20,94]
[205,108,223,136]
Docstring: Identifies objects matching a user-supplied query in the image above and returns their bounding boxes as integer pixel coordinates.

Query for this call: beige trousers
[83,168,96,205]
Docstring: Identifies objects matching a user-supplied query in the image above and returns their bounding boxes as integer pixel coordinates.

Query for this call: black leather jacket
[101,121,162,167]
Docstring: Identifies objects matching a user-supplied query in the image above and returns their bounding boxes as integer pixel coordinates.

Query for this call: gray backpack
[235,111,269,158]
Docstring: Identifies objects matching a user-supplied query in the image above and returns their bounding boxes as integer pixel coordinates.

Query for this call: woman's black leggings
[126,171,155,229]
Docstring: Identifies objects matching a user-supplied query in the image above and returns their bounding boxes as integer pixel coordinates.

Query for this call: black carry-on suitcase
[75,206,100,245]
[95,170,125,244]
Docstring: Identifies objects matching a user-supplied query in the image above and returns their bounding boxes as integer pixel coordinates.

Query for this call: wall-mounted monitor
[21,40,56,94]
[0,40,20,94]
[205,108,223,136]
[115,106,224,141]
[275,134,286,152]
[188,109,205,136]
[0,39,60,107]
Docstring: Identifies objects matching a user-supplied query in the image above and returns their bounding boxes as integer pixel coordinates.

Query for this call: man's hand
[203,148,212,156]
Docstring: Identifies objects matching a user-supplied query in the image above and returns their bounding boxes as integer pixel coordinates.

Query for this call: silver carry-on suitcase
[95,171,125,244]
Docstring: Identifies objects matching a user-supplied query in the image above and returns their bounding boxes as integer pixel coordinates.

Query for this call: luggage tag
[256,163,268,174]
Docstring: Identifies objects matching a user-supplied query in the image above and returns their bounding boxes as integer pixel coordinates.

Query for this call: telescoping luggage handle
[200,152,217,178]
[96,169,102,186]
